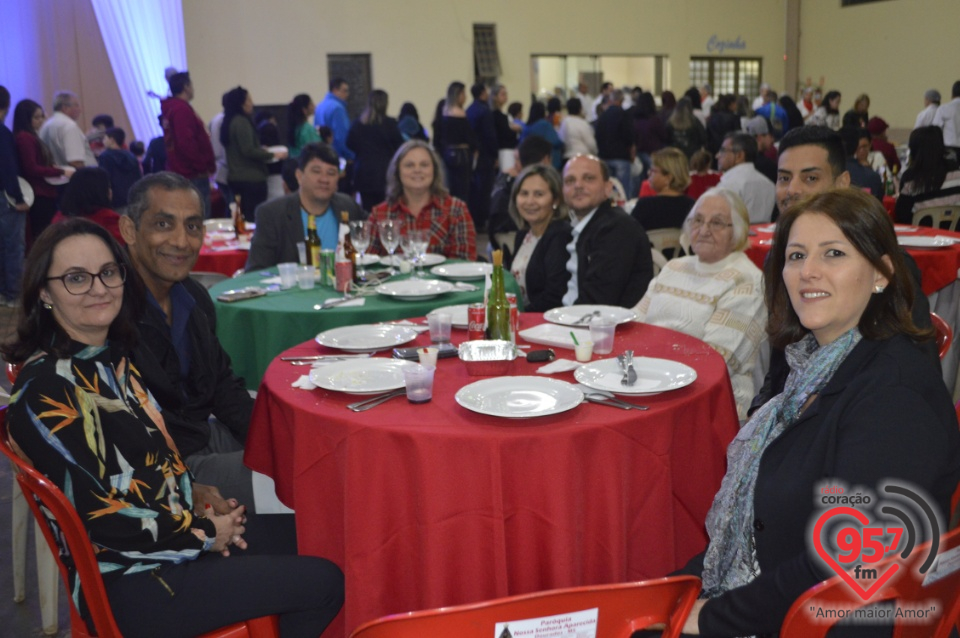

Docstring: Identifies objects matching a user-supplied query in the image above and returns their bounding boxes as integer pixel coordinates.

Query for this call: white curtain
[0,1,45,105]
[89,0,187,142]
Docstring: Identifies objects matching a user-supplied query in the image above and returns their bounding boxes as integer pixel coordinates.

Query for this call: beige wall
[798,0,960,143]
[183,0,786,125]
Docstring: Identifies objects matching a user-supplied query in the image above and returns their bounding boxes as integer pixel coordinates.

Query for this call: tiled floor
[1,304,72,636]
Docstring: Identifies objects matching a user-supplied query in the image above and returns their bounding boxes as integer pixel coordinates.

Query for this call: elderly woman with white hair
[632,188,765,419]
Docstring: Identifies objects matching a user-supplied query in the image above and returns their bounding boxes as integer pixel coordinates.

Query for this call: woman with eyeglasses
[1,219,343,637]
[632,188,765,419]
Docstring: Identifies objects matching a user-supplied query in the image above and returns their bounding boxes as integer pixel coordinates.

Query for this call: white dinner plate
[266,145,288,162]
[430,262,492,280]
[377,279,456,301]
[4,177,33,207]
[44,175,70,186]
[380,253,446,267]
[428,304,470,329]
[315,324,419,352]
[897,236,957,249]
[543,305,637,327]
[455,376,584,419]
[309,358,417,395]
[518,323,590,350]
[575,356,697,395]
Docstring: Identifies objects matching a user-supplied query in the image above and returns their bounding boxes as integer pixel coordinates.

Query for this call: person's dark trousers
[469,153,495,232]
[228,180,268,222]
[27,195,58,249]
[106,514,344,638]
[359,190,385,210]
[191,176,212,219]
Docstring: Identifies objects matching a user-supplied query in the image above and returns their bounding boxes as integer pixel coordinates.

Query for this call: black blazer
[245,192,365,271]
[573,201,653,307]
[133,277,253,457]
[512,221,572,312]
[686,334,960,637]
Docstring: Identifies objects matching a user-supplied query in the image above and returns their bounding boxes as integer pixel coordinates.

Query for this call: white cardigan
[633,251,766,420]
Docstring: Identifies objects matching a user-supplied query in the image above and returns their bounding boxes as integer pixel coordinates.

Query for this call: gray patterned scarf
[700,328,862,597]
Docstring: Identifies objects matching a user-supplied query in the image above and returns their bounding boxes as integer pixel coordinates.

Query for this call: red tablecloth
[194,243,248,277]
[245,315,740,637]
[747,223,960,296]
[883,195,896,218]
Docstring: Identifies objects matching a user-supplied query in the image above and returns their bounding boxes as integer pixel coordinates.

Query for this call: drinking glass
[377,219,401,274]
[350,221,372,281]
[408,229,430,278]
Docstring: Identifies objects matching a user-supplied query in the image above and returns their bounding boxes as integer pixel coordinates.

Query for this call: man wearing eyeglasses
[120,172,269,512]
[717,132,776,224]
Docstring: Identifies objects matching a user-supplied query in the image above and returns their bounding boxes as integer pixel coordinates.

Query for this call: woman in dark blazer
[663,189,960,637]
[346,89,404,209]
[507,164,571,311]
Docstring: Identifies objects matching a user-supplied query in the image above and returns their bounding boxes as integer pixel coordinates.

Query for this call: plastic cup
[277,263,298,289]
[297,265,315,290]
[589,320,616,355]
[402,364,435,403]
[574,341,594,362]
[296,241,306,265]
[427,312,452,343]
[418,347,439,368]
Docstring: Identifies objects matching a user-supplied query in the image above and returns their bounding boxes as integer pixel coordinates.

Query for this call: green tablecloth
[210,265,522,388]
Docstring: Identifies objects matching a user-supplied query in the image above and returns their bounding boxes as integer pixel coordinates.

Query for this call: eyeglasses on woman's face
[689,216,733,232]
[46,264,126,295]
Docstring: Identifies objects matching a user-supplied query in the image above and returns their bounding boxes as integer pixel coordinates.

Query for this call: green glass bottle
[485,249,511,341]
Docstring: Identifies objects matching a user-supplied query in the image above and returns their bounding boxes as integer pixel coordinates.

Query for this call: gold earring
[42,302,53,309]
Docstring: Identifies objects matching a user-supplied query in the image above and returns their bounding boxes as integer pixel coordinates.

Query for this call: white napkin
[291,375,317,390]
[536,358,583,374]
[894,225,918,233]
[334,298,366,307]
[261,276,282,285]
[380,320,429,332]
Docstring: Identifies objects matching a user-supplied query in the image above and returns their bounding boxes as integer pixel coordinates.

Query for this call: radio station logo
[805,479,949,625]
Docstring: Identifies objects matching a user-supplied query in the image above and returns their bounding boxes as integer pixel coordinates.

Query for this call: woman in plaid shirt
[368,140,477,260]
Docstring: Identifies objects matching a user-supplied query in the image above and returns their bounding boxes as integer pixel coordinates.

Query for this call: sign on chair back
[349,576,701,638]
[780,526,960,638]
[0,406,280,638]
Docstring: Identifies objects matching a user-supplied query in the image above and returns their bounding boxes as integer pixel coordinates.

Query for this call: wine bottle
[485,250,511,341]
[306,215,321,266]
[340,212,359,283]
[233,195,245,238]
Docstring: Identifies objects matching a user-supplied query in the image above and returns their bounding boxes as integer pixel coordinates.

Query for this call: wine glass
[407,229,430,278]
[350,221,372,281]
[399,230,417,276]
[377,219,401,274]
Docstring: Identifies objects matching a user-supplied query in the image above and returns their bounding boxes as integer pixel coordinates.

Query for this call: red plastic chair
[349,576,701,638]
[952,401,960,530]
[0,406,280,638]
[931,312,952,360]
[780,526,960,638]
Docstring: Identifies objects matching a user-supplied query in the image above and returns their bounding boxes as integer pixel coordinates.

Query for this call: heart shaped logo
[812,506,900,601]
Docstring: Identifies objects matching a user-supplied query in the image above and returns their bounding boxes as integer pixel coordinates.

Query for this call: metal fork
[573,310,601,325]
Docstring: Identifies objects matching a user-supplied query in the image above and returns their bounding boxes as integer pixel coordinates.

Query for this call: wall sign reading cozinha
[707,35,747,54]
